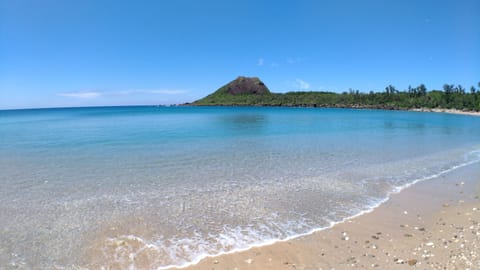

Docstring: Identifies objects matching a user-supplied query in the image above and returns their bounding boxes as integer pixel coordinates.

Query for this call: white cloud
[145,89,187,95]
[257,58,264,66]
[114,89,187,95]
[295,79,310,90]
[57,91,102,99]
[58,89,187,99]
[286,57,302,64]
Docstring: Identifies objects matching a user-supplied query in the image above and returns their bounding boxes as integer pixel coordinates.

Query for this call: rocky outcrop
[220,76,270,95]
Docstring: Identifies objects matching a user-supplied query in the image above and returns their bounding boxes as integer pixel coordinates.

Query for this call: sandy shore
[181,163,480,270]
[409,108,480,117]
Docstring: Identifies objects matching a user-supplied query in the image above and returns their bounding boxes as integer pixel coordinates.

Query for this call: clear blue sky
[1,0,479,109]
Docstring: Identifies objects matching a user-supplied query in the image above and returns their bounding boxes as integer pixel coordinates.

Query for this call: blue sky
[1,0,479,109]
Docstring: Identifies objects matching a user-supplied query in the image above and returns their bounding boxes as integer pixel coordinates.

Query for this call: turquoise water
[1,106,480,269]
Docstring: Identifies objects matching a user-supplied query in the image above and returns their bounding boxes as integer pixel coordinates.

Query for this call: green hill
[191,76,272,105]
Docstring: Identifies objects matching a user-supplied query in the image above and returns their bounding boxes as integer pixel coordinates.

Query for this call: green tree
[385,85,396,95]
[407,85,413,97]
[443,84,454,92]
[443,84,453,104]
[417,84,427,96]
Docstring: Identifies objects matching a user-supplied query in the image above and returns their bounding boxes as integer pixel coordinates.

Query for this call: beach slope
[182,163,480,270]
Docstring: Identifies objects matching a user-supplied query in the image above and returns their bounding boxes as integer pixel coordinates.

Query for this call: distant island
[188,76,480,112]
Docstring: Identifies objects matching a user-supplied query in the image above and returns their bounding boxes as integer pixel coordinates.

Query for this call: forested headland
[191,77,480,112]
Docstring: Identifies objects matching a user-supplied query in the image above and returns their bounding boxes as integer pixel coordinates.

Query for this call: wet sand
[409,108,480,117]
[182,162,480,270]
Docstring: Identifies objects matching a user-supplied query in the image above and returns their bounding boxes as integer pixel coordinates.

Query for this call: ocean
[1,106,479,269]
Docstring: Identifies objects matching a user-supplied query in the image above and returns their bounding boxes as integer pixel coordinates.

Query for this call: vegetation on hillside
[192,82,480,111]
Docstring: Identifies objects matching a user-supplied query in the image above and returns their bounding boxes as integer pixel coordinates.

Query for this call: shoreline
[4,105,480,117]
[180,162,480,270]
[186,104,480,117]
[80,150,480,270]
[156,156,480,270]
[408,107,480,117]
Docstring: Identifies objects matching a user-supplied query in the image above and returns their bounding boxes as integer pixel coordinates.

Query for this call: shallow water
[0,106,479,269]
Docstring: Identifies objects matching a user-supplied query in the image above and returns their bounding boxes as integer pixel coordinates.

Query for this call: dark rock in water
[221,76,270,95]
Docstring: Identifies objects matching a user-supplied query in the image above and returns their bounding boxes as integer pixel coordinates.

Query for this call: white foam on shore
[100,149,480,270]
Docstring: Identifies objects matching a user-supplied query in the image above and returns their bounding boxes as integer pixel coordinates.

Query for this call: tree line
[342,82,480,111]
[192,82,480,111]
